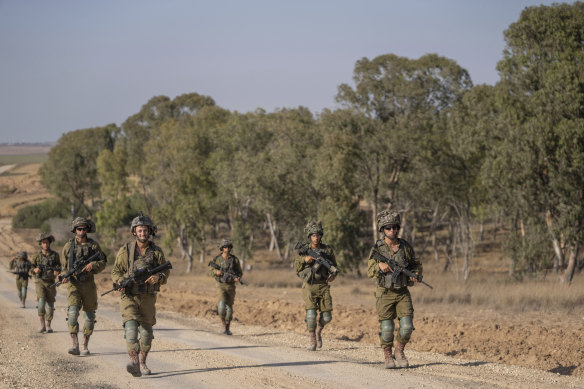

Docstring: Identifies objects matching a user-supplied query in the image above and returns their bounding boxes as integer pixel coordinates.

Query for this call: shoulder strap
[126,242,136,277]
[68,238,75,270]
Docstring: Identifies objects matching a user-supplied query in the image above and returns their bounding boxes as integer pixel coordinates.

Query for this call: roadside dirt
[1,162,583,388]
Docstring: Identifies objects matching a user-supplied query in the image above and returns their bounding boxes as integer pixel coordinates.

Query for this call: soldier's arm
[111,246,128,285]
[89,243,107,274]
[293,254,306,273]
[367,248,381,279]
[60,244,69,275]
[208,257,221,278]
[233,257,243,278]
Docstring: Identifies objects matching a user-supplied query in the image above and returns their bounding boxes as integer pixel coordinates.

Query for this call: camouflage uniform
[112,213,170,377]
[60,217,107,356]
[294,221,339,350]
[31,233,61,332]
[9,252,32,307]
[368,210,422,368]
[208,239,243,335]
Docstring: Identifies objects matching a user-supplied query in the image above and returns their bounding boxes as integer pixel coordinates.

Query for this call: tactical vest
[13,260,32,280]
[298,243,334,284]
[67,238,96,283]
[213,254,238,283]
[36,251,59,282]
[375,239,413,290]
[125,242,160,295]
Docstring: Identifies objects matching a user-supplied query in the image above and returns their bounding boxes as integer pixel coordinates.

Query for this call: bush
[12,199,75,229]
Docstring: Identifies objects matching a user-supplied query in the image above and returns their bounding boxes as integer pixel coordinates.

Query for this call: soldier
[368,210,423,369]
[9,251,32,308]
[31,232,61,333]
[208,239,242,336]
[60,217,107,356]
[112,213,170,377]
[294,221,339,351]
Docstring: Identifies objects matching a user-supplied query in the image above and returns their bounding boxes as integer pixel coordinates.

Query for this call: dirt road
[1,259,582,388]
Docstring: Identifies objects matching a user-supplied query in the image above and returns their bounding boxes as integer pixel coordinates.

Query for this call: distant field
[0,154,48,165]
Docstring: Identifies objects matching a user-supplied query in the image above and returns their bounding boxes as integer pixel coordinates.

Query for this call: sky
[0,0,571,143]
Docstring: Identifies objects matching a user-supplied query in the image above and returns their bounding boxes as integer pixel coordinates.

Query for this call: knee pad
[380,320,395,343]
[139,324,154,351]
[46,302,54,317]
[305,309,317,331]
[84,311,96,331]
[124,320,139,344]
[225,305,233,321]
[67,305,80,324]
[398,316,413,341]
[38,298,46,315]
[217,301,226,318]
[319,311,332,326]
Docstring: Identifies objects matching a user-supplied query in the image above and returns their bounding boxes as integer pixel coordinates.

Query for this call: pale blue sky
[0,0,569,143]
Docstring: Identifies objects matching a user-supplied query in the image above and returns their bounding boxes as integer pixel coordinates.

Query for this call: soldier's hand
[34,267,41,274]
[410,273,420,283]
[53,270,59,277]
[234,277,240,283]
[82,263,93,273]
[305,256,315,263]
[327,275,335,283]
[216,270,223,276]
[145,274,160,285]
[379,262,392,273]
[61,277,69,284]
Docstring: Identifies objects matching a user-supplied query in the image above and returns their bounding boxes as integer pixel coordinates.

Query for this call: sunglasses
[384,225,400,231]
[76,227,87,231]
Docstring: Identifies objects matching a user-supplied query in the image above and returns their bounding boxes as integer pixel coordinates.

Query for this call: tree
[39,124,118,217]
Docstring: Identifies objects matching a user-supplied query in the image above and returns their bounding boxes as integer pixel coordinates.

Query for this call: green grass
[0,154,48,165]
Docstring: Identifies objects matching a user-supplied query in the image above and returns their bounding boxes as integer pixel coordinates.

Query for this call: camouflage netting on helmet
[218,239,233,250]
[304,220,324,238]
[36,232,55,244]
[14,251,28,260]
[70,217,96,233]
[377,210,401,231]
[130,212,157,236]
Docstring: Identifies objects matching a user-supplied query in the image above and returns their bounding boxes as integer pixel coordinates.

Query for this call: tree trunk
[266,213,282,260]
[546,210,565,273]
[560,244,578,284]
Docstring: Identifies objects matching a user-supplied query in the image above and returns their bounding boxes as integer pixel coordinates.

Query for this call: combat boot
[394,341,409,368]
[139,351,151,375]
[221,318,227,334]
[21,298,25,308]
[127,350,142,377]
[46,320,53,333]
[38,316,46,333]
[225,320,232,335]
[315,325,324,348]
[307,331,317,351]
[68,333,80,355]
[80,335,90,356]
[383,345,395,369]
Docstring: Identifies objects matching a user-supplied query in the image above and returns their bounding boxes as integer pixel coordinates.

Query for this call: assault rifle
[294,242,339,278]
[370,249,433,289]
[101,261,172,296]
[208,261,246,285]
[7,270,30,280]
[51,251,102,288]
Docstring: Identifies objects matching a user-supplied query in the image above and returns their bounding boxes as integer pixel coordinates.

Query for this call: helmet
[36,232,55,244]
[377,210,401,232]
[130,212,157,236]
[304,220,324,238]
[14,251,28,260]
[218,239,233,250]
[70,217,96,233]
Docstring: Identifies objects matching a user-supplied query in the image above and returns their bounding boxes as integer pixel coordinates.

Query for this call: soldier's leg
[124,320,141,377]
[305,309,317,351]
[138,324,154,375]
[80,311,95,355]
[394,290,414,368]
[67,305,81,355]
[316,311,332,348]
[46,302,55,332]
[224,305,233,335]
[38,297,47,332]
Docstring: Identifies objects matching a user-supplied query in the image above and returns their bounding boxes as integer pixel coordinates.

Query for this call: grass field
[0,154,48,166]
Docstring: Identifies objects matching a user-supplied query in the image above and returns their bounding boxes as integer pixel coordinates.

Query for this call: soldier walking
[9,251,32,308]
[208,239,243,335]
[294,221,339,351]
[112,213,170,377]
[60,217,107,356]
[31,233,61,333]
[368,210,423,368]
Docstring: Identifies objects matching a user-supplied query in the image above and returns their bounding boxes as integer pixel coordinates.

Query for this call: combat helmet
[70,217,96,233]
[218,239,233,250]
[130,212,157,236]
[304,220,324,238]
[14,251,28,260]
[36,232,55,244]
[377,210,401,232]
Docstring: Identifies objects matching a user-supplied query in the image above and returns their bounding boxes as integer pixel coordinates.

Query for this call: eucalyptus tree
[39,124,118,218]
[491,2,584,282]
[336,53,472,243]
[143,106,230,272]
